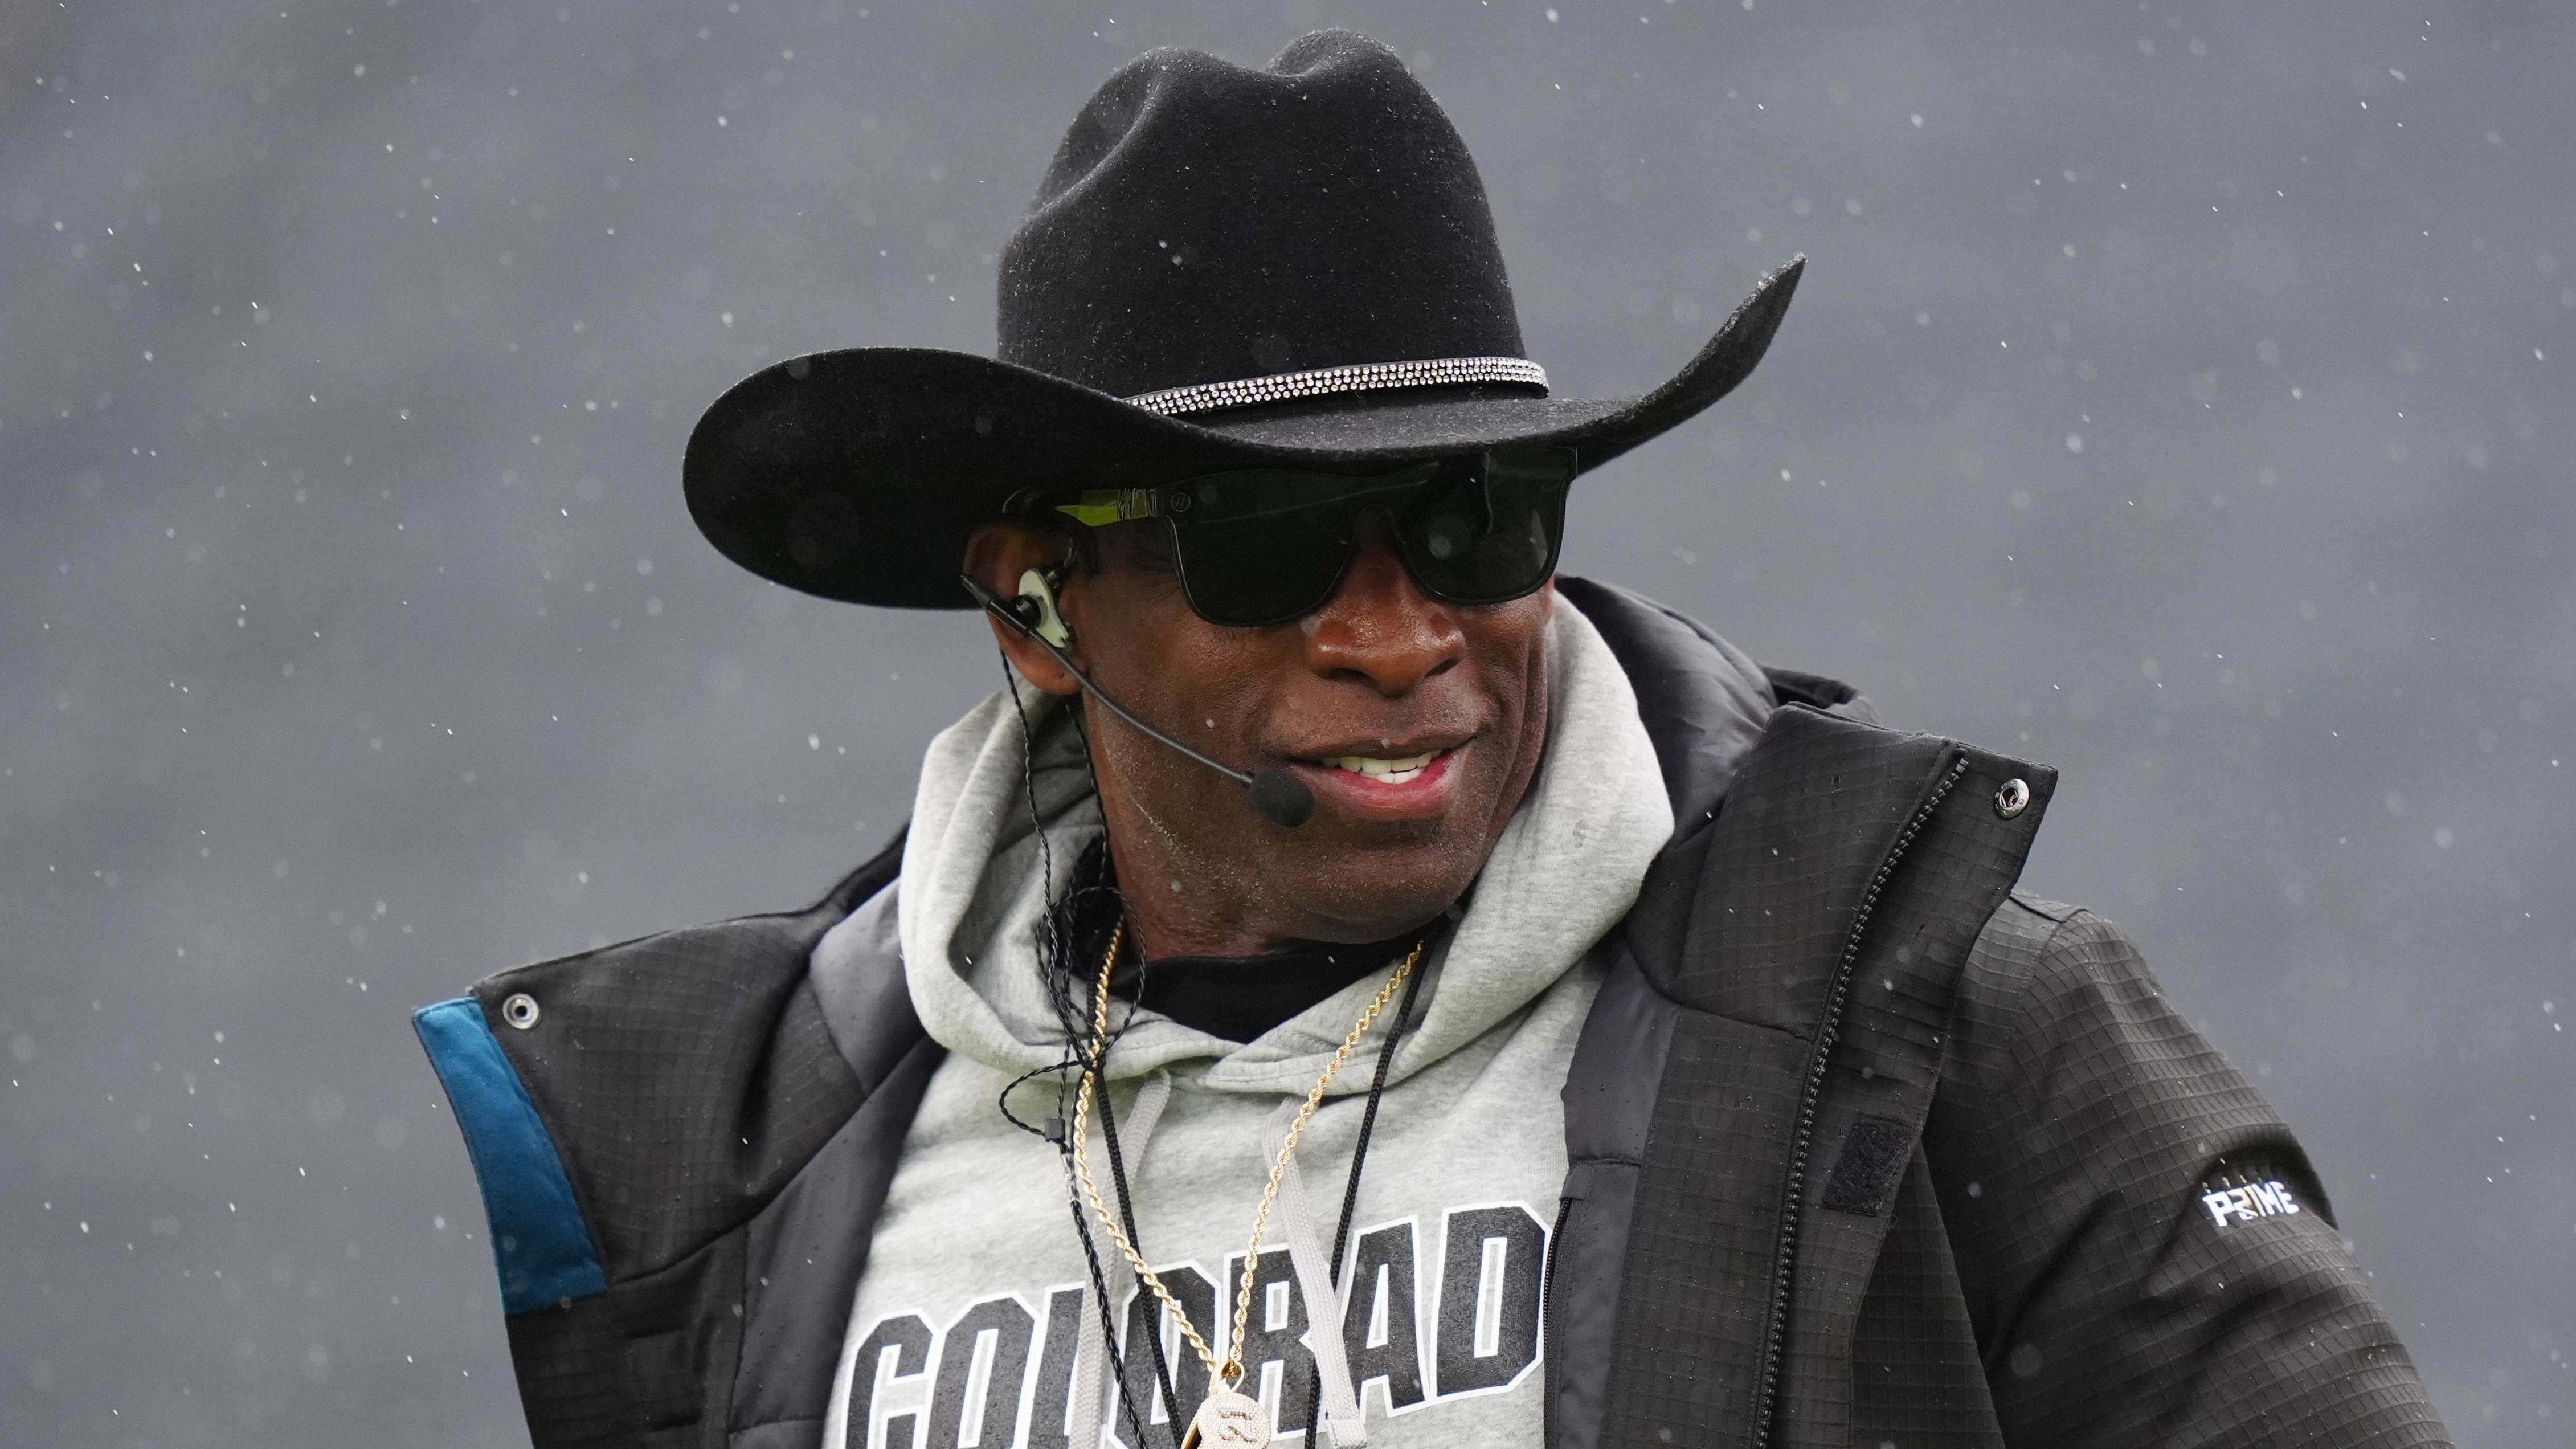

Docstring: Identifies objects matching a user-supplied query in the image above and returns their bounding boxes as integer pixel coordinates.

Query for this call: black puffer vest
[418,578,2444,1449]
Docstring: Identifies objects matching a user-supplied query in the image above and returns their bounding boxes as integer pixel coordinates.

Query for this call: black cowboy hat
[684,29,1801,610]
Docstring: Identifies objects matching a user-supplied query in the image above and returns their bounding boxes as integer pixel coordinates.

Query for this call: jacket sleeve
[1926,897,2452,1447]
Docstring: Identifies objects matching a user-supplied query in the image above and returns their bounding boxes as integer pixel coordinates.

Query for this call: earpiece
[960,571,1315,828]
[1015,568,1072,648]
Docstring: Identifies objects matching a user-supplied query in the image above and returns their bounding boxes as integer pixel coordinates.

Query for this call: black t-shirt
[1108,934,1417,1044]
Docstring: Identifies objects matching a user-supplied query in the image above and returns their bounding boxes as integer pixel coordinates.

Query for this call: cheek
[1197,654,1290,748]
[1092,611,1280,753]
[1478,611,1553,778]
[1478,609,1552,708]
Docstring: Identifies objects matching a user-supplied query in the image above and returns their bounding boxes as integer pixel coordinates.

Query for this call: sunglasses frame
[1033,447,1579,628]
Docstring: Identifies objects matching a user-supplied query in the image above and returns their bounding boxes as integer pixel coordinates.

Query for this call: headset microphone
[960,573,1317,828]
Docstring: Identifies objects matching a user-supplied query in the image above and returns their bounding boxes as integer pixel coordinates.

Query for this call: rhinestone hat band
[1123,355,1548,418]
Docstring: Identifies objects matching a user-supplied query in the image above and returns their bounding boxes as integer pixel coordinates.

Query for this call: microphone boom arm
[960,574,1258,787]
[959,575,1315,827]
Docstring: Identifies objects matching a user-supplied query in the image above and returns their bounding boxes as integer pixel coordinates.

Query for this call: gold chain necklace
[1069,916,1426,1449]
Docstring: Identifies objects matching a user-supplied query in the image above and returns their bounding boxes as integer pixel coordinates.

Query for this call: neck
[1097,798,1303,958]
[1118,889,1293,961]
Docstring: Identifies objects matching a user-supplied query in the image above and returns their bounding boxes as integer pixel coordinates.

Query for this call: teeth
[1327,750,1440,783]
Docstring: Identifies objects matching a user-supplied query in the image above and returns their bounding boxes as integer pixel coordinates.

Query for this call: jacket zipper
[1747,754,1968,1447]
[1544,1193,1572,1448]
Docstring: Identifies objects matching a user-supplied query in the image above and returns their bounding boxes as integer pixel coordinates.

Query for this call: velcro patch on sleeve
[1820,1116,1911,1216]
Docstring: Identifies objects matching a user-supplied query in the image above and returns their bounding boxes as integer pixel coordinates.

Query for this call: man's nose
[1300,511,1463,696]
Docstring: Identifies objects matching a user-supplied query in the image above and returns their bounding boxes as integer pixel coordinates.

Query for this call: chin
[1279,847,1484,944]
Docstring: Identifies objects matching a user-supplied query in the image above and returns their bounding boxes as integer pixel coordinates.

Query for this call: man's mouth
[1281,737,1469,821]
[1322,749,1446,785]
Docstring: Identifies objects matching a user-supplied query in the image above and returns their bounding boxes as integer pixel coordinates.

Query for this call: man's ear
[962,519,1083,697]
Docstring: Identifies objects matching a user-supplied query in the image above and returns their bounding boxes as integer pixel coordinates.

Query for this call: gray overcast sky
[3,1,2569,1443]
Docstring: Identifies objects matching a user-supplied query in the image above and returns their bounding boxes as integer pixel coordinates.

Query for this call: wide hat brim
[684,256,1801,610]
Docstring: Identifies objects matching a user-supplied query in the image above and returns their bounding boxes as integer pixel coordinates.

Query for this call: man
[415,31,2450,1449]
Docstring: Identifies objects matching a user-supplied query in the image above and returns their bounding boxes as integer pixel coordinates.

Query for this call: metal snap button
[1993,778,2030,819]
[501,992,542,1030]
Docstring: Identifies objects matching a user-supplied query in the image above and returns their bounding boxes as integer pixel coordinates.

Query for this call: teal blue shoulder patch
[412,998,609,1314]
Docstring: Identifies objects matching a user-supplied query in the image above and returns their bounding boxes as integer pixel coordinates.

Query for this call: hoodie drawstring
[1264,1096,1370,1447]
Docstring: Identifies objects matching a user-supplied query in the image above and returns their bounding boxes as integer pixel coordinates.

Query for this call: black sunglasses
[1037,447,1578,627]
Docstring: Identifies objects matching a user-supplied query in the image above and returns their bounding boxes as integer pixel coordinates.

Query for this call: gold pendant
[1181,1386,1271,1449]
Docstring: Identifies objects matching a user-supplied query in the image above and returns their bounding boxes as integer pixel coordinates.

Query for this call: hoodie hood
[891,591,1696,1098]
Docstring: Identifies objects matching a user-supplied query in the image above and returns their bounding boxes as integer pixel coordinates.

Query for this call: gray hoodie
[818,594,1687,1449]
